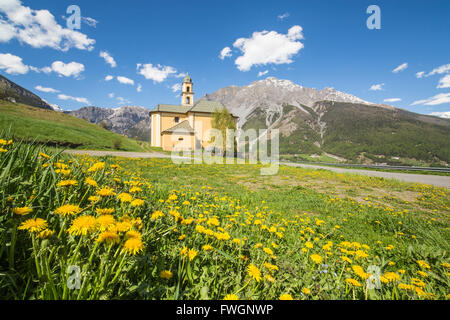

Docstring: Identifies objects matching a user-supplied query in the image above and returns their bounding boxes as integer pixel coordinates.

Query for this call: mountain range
[1,74,449,165]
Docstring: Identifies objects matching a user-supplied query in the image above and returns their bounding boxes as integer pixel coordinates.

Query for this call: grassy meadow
[0,101,149,152]
[0,137,449,300]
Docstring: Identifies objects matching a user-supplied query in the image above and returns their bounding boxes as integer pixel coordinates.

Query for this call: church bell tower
[181,74,194,106]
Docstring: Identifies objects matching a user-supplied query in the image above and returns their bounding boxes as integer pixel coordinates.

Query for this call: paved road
[63,150,450,189]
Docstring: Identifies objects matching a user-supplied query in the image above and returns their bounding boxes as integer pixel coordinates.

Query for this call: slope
[0,100,146,151]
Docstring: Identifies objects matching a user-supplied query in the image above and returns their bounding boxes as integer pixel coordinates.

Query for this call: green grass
[0,100,147,152]
[1,139,449,300]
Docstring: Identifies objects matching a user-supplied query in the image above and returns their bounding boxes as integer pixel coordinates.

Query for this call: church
[149,75,238,151]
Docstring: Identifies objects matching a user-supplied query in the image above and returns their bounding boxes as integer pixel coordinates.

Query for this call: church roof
[162,120,195,134]
[183,74,192,83]
[189,100,226,113]
[150,100,238,118]
[152,104,192,113]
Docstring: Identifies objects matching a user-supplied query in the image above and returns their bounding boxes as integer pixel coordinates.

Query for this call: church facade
[149,75,238,151]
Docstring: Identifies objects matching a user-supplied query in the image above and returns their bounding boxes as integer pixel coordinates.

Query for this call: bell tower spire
[181,73,194,106]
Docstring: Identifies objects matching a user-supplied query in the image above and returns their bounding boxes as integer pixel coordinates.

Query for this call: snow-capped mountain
[201,77,372,127]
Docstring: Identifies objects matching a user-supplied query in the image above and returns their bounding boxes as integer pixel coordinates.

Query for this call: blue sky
[0,0,449,118]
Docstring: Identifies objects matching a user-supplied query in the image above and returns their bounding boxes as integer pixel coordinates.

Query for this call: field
[0,101,149,152]
[1,137,449,300]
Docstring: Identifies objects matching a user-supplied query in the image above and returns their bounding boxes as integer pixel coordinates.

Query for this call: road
[63,150,450,189]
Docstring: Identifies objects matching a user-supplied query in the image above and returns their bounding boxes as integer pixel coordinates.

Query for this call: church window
[174,117,179,123]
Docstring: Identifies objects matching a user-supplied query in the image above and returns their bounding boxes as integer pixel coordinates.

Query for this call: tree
[211,108,237,154]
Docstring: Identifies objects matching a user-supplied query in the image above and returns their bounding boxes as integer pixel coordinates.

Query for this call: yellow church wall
[161,132,195,151]
[160,112,189,132]
[190,112,215,148]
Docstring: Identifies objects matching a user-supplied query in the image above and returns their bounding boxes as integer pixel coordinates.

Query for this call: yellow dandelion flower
[247,264,261,282]
[13,206,33,215]
[151,210,165,220]
[129,186,142,193]
[96,208,115,215]
[305,241,314,249]
[18,218,48,233]
[117,193,133,203]
[87,162,105,172]
[114,221,133,233]
[398,283,415,291]
[188,248,198,261]
[56,180,78,187]
[160,270,173,280]
[279,294,293,300]
[125,230,142,240]
[85,177,98,187]
[122,237,144,255]
[55,204,82,216]
[345,278,362,287]
[223,294,239,300]
[96,231,120,244]
[383,272,400,283]
[302,287,311,295]
[310,254,323,264]
[67,215,97,236]
[97,187,116,197]
[96,215,116,231]
[38,229,55,239]
[263,247,274,256]
[265,274,275,283]
[88,195,100,203]
[417,271,428,278]
[417,260,431,270]
[352,265,370,280]
[131,199,145,207]
[202,244,214,251]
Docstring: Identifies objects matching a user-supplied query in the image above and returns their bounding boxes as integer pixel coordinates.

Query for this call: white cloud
[369,83,384,91]
[117,76,134,85]
[257,70,269,77]
[99,50,116,68]
[416,71,425,78]
[0,52,29,74]
[278,13,290,20]
[50,61,84,78]
[437,74,450,88]
[383,98,401,102]
[116,96,131,105]
[171,83,181,92]
[232,25,304,71]
[137,63,177,82]
[392,63,408,73]
[108,92,114,98]
[0,19,15,42]
[0,0,95,51]
[430,111,450,119]
[137,84,142,92]
[82,17,98,27]
[104,75,113,81]
[427,63,450,76]
[35,85,59,93]
[411,93,450,106]
[219,47,232,60]
[57,93,90,105]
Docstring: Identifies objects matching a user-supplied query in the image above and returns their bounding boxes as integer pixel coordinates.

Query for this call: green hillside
[0,100,147,151]
[322,102,450,165]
